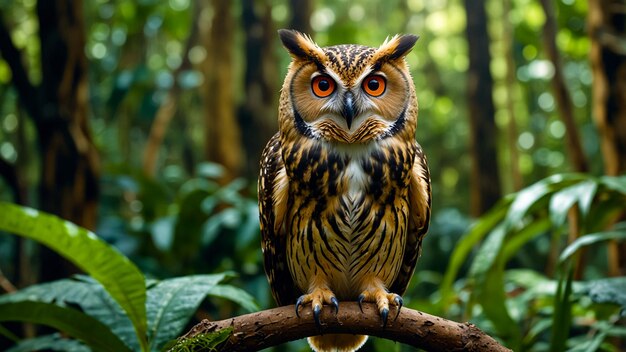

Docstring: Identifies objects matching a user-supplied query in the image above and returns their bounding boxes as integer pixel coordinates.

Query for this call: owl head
[277,29,419,145]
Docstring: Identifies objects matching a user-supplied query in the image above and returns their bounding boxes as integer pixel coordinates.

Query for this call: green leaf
[549,268,573,352]
[583,277,626,315]
[0,276,138,350]
[468,223,507,278]
[501,218,551,263]
[438,199,510,307]
[559,229,626,264]
[0,302,131,352]
[196,162,226,179]
[600,175,626,195]
[146,273,250,351]
[548,180,598,228]
[503,173,586,231]
[470,222,536,349]
[576,180,599,220]
[477,265,521,348]
[206,284,260,312]
[0,324,19,342]
[150,216,176,251]
[0,202,148,351]
[234,202,261,251]
[6,333,90,352]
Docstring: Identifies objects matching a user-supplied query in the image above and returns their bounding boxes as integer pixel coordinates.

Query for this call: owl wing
[390,142,431,295]
[258,133,300,306]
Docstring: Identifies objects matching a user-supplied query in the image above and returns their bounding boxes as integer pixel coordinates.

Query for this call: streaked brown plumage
[258,30,431,352]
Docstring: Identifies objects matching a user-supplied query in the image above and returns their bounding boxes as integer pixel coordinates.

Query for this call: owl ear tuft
[374,34,419,62]
[278,29,325,63]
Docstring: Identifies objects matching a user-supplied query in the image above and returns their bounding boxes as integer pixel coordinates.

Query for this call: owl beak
[342,91,356,129]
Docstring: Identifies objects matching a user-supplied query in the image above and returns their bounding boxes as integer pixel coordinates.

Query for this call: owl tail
[307,334,368,352]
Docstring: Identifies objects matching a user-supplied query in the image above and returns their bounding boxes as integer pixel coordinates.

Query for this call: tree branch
[0,13,41,122]
[177,302,511,352]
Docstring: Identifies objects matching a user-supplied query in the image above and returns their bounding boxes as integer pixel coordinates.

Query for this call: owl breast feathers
[258,30,431,352]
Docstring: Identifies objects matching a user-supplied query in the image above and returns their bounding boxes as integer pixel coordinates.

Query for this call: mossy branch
[173,302,511,352]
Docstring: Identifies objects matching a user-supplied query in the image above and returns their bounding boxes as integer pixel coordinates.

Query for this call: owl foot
[295,287,339,328]
[357,289,403,328]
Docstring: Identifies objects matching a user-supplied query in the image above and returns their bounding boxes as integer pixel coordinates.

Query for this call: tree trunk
[464,0,502,216]
[540,0,589,173]
[239,0,278,178]
[588,0,626,276]
[503,0,523,192]
[202,0,243,180]
[288,0,312,34]
[36,0,100,282]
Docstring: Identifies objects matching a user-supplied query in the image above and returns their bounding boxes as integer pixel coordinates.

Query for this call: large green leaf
[559,227,626,264]
[206,284,260,313]
[475,218,551,347]
[146,273,257,351]
[476,261,521,348]
[0,302,131,352]
[501,218,552,263]
[0,202,148,351]
[469,221,551,349]
[502,174,587,230]
[0,276,138,350]
[548,180,598,228]
[6,333,90,352]
[468,223,507,278]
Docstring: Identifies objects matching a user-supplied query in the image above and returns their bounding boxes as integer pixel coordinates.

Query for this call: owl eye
[362,75,386,97]
[311,75,336,98]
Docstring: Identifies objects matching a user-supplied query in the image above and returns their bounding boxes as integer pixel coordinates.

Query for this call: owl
[258,30,431,352]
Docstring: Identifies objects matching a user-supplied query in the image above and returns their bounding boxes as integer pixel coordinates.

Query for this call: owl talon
[294,287,337,327]
[357,294,365,313]
[381,307,389,328]
[394,296,403,320]
[313,304,322,328]
[330,296,339,314]
[295,295,305,317]
[358,284,405,327]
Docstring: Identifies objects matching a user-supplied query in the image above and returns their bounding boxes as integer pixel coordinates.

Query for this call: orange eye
[311,75,336,98]
[362,75,386,97]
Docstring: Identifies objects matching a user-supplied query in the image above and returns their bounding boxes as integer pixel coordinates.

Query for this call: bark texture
[464,0,502,216]
[288,0,312,34]
[588,0,626,276]
[177,303,511,352]
[202,0,243,180]
[239,0,278,178]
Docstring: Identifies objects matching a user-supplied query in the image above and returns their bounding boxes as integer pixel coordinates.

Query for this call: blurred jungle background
[0,0,625,351]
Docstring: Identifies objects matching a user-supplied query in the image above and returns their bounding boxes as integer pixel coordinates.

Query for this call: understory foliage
[0,202,258,352]
[435,173,626,352]
[0,173,624,351]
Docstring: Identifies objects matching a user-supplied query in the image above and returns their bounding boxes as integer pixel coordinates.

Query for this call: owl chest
[285,146,411,297]
[287,154,381,232]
